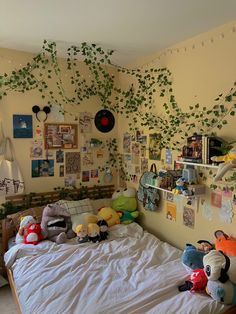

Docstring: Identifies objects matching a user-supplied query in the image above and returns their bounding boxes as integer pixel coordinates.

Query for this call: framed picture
[44,123,78,149]
[13,114,33,138]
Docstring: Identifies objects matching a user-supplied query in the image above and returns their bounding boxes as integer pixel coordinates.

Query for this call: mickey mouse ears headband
[32,105,51,122]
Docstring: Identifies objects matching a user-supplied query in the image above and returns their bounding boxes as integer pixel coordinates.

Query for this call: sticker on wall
[30,140,43,158]
[123,132,131,153]
[13,114,33,138]
[32,159,54,177]
[149,133,161,160]
[166,202,176,221]
[35,125,43,139]
[131,143,140,164]
[202,202,213,221]
[79,112,92,133]
[219,199,234,224]
[211,190,222,208]
[65,152,80,174]
[56,150,64,163]
[183,206,195,228]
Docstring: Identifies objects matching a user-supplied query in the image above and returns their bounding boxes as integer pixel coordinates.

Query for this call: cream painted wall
[0,48,118,204]
[118,21,236,249]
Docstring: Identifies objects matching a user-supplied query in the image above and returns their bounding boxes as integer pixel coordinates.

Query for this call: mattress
[4,223,231,314]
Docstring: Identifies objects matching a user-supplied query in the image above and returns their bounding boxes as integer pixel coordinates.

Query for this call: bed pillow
[56,198,95,215]
[91,198,112,213]
[7,206,44,231]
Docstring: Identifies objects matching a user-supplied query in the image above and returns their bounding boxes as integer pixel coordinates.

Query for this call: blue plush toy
[181,244,207,270]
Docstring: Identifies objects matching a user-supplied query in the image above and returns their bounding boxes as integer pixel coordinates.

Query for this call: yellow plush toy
[211,147,236,181]
[97,207,120,227]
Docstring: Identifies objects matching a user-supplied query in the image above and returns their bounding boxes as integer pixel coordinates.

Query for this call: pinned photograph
[166,202,176,221]
[183,206,195,228]
[30,140,43,158]
[32,159,54,177]
[56,150,64,163]
[13,114,33,138]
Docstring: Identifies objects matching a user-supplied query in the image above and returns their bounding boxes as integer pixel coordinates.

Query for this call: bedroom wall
[117,20,236,250]
[0,48,118,205]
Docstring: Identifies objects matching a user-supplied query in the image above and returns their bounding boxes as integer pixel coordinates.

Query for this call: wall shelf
[146,184,200,199]
[176,160,219,169]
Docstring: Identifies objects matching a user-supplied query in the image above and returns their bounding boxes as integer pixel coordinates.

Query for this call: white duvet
[4,223,230,314]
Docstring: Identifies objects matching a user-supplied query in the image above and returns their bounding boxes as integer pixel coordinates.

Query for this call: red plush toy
[23,223,44,245]
[178,269,208,292]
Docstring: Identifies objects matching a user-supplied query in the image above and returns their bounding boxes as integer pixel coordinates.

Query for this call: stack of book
[182,134,224,164]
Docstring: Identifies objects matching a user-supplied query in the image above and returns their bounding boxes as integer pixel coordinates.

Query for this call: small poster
[82,170,90,182]
[32,159,54,177]
[211,190,222,208]
[65,152,80,174]
[123,132,131,153]
[91,169,99,179]
[183,206,195,228]
[166,149,172,164]
[166,202,176,221]
[56,150,64,163]
[30,140,43,158]
[219,200,234,224]
[141,158,148,173]
[59,165,64,177]
[131,143,140,164]
[79,112,92,133]
[82,153,93,166]
[65,175,76,187]
[13,114,33,138]
[149,133,161,160]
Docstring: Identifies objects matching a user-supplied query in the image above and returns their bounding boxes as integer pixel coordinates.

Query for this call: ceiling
[1,0,236,65]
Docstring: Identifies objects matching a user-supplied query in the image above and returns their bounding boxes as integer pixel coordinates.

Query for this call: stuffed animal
[181,244,207,270]
[97,219,108,240]
[97,207,120,227]
[197,240,214,253]
[203,250,236,284]
[206,280,236,305]
[41,204,76,244]
[87,223,101,243]
[23,223,44,245]
[15,215,36,244]
[211,147,236,181]
[214,230,236,257]
[75,224,89,243]
[112,187,139,224]
[178,268,208,292]
[172,177,188,195]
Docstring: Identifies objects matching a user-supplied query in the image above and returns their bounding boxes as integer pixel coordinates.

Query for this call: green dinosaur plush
[112,188,139,224]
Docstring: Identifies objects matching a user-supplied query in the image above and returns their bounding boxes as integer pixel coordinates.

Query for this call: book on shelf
[182,134,224,165]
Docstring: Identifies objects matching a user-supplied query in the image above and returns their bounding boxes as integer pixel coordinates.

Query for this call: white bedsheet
[4,223,230,314]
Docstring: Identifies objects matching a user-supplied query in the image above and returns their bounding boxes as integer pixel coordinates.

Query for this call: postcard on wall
[219,199,234,224]
[13,114,33,138]
[166,202,176,221]
[140,145,146,158]
[211,190,222,208]
[91,169,99,179]
[123,132,131,153]
[30,140,43,158]
[139,136,147,145]
[132,174,138,184]
[96,148,105,159]
[65,175,76,187]
[79,112,92,133]
[183,206,195,228]
[223,186,233,198]
[32,159,54,177]
[202,202,213,222]
[59,165,64,177]
[149,133,161,160]
[35,125,43,139]
[131,143,140,164]
[65,152,80,174]
[82,170,90,182]
[165,148,172,164]
[56,150,64,163]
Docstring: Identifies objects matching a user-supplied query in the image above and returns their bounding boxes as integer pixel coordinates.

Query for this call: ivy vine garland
[0,40,236,152]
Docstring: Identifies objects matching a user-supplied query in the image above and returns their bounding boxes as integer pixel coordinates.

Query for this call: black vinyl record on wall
[94,109,115,133]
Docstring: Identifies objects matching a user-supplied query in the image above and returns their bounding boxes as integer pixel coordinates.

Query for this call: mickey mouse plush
[24,223,44,245]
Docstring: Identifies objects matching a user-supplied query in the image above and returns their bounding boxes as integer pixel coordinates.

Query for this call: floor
[0,284,18,314]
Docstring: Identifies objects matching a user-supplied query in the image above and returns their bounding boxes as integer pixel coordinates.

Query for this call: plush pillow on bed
[7,206,44,231]
[56,198,94,215]
[91,198,112,213]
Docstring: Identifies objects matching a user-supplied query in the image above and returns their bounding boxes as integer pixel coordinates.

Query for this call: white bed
[4,223,232,314]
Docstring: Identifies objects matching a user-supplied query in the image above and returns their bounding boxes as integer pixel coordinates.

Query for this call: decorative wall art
[56,150,64,163]
[13,114,33,138]
[149,133,161,160]
[79,112,92,133]
[82,170,90,182]
[123,132,131,153]
[183,206,195,228]
[166,202,176,221]
[65,152,80,174]
[59,165,64,177]
[44,123,78,149]
[211,190,222,208]
[30,140,43,158]
[91,169,99,179]
[31,159,54,177]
